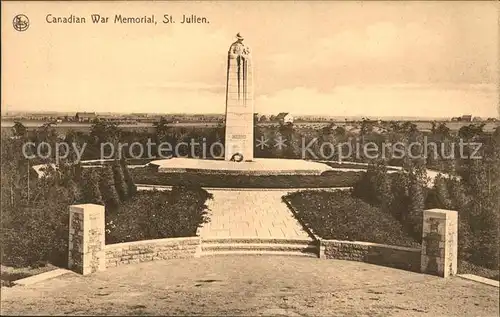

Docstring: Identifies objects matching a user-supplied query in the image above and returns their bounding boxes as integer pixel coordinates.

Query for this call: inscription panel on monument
[231,134,247,140]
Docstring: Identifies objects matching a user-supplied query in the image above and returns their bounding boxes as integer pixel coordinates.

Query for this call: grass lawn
[105,187,212,244]
[1,264,58,287]
[130,168,363,188]
[284,190,419,248]
[284,190,499,281]
[458,260,499,281]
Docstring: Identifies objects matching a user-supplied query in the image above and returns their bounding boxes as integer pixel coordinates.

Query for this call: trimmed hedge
[284,190,419,248]
[130,167,363,188]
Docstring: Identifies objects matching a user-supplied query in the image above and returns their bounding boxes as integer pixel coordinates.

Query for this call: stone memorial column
[224,33,254,161]
[68,204,106,275]
[421,209,458,277]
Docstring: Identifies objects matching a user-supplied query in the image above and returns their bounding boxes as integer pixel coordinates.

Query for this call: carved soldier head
[229,33,251,59]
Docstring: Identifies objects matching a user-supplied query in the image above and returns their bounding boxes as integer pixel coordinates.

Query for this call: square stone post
[421,209,458,277]
[68,204,106,275]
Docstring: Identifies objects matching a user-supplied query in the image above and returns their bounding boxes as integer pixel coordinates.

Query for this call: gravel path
[1,256,498,316]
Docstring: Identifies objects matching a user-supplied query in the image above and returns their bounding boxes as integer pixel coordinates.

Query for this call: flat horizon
[2,109,492,120]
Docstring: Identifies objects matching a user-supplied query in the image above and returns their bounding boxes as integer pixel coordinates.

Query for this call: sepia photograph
[1,1,499,315]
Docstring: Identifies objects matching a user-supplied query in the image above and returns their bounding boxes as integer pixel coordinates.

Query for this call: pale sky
[2,1,499,117]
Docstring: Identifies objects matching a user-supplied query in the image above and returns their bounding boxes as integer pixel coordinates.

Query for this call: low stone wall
[321,239,421,272]
[104,236,201,268]
[158,167,326,176]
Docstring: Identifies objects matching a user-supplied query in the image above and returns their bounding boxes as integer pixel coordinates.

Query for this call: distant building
[275,112,293,124]
[460,115,472,122]
[75,112,97,122]
[130,113,150,117]
[472,117,483,122]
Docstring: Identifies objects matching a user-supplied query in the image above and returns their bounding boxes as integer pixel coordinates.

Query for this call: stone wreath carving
[230,153,244,162]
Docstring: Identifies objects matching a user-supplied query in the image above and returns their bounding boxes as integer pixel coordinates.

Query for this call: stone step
[202,242,318,253]
[202,237,316,245]
[13,269,71,286]
[201,250,319,258]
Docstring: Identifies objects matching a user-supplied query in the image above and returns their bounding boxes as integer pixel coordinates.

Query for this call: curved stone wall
[104,236,200,268]
[320,239,421,272]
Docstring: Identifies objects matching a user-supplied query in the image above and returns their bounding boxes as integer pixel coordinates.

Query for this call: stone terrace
[149,158,333,175]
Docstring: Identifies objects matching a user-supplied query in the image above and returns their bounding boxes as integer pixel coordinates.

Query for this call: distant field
[2,120,498,133]
[0,120,220,129]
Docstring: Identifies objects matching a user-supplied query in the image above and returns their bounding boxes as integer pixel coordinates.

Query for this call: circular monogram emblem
[13,14,29,32]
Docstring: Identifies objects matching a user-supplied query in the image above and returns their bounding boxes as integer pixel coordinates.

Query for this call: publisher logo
[13,14,29,32]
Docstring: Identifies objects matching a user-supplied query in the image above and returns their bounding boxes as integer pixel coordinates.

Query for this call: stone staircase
[197,189,319,257]
[201,237,319,258]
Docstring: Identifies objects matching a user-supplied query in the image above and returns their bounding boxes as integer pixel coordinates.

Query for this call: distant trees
[98,166,121,210]
[153,117,172,139]
[1,164,80,267]
[353,160,392,209]
[90,119,120,142]
[458,123,485,141]
[352,158,426,240]
[405,159,428,239]
[334,126,346,137]
[112,160,128,201]
[12,121,27,137]
[121,158,137,197]
[360,117,374,137]
[81,168,103,205]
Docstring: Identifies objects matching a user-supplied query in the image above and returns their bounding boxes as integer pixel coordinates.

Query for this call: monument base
[149,158,333,176]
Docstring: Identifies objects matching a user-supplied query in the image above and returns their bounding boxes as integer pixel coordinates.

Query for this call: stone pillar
[224,33,254,161]
[68,204,106,275]
[421,209,458,277]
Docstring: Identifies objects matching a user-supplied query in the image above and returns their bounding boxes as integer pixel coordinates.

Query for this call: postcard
[1,1,499,316]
